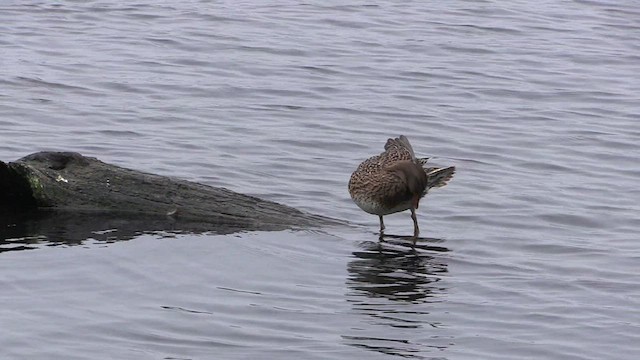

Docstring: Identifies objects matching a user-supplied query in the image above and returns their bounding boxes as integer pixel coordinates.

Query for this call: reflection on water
[344,237,450,358]
[0,209,245,254]
[348,236,449,303]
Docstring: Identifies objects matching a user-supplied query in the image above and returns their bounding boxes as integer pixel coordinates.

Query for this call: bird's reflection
[348,235,448,303]
[344,234,450,358]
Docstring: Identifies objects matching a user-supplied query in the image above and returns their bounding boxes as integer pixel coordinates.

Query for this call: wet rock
[0,152,334,232]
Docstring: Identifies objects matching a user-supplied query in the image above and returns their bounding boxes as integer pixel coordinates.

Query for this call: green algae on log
[0,152,332,232]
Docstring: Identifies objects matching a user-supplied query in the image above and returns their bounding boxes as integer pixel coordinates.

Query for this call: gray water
[1,1,639,359]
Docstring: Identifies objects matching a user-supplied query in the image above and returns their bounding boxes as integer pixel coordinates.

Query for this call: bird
[348,135,455,242]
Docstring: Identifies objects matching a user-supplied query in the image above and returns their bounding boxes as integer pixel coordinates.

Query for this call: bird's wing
[379,135,415,166]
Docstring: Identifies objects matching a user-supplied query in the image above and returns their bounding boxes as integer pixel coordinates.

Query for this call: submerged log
[0,151,333,232]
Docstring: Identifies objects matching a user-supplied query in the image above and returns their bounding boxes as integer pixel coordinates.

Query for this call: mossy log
[0,152,333,233]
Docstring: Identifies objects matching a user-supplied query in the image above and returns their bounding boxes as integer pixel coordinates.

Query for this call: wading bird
[348,135,455,242]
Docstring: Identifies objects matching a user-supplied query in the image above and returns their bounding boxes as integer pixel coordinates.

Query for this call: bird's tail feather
[426,166,455,189]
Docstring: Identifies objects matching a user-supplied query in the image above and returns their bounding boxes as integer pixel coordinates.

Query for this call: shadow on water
[343,235,450,359]
[0,209,249,254]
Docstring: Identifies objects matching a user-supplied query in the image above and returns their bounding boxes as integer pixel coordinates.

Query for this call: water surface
[1,1,639,359]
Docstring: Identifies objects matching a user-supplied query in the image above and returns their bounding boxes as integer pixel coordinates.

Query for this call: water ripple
[1,1,640,359]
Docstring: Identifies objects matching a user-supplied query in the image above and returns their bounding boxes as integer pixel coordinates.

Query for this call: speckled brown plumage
[348,135,455,241]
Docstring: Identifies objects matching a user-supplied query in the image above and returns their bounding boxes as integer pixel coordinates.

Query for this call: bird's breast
[351,194,412,216]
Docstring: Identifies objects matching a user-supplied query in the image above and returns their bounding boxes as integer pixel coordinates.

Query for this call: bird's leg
[378,215,385,236]
[410,207,419,243]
